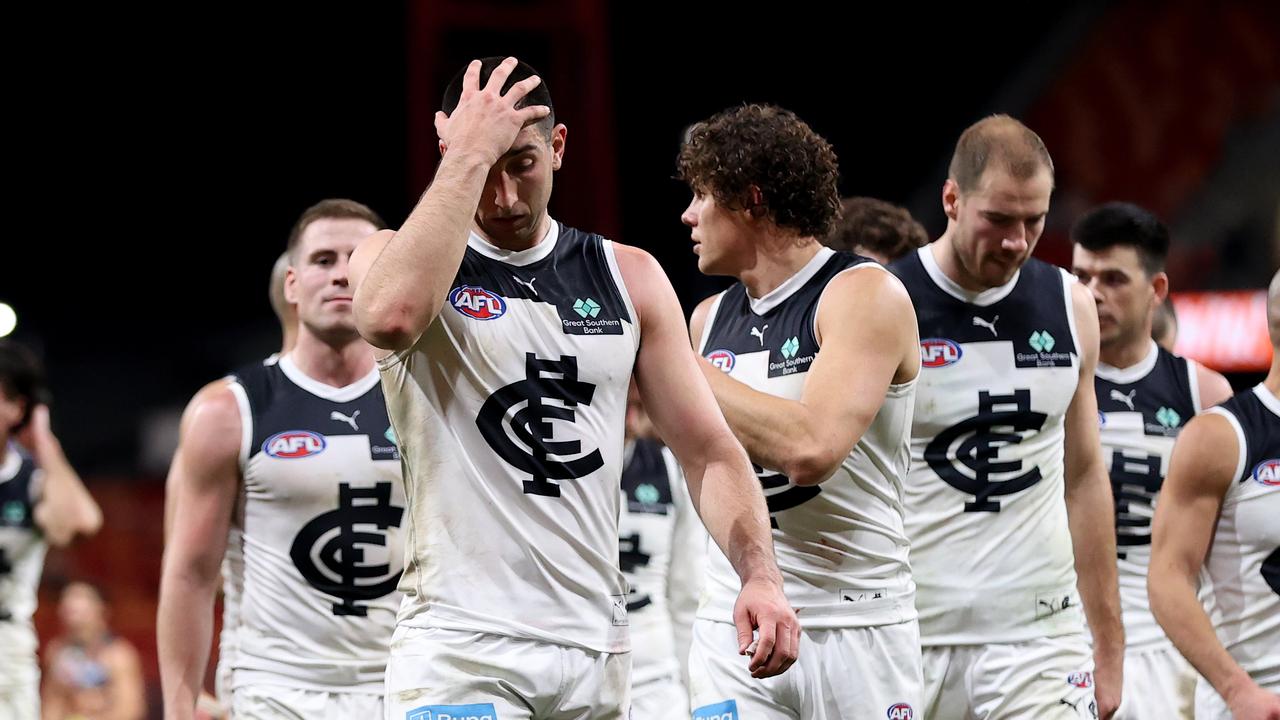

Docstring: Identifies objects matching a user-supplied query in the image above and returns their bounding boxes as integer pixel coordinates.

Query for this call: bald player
[890,115,1123,719]
[1149,270,1280,719]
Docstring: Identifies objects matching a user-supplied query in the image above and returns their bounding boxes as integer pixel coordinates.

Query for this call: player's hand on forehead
[433,56,551,166]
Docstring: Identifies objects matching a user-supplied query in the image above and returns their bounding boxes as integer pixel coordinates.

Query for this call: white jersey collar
[467,217,560,266]
[278,354,380,403]
[748,246,835,316]
[920,244,1020,307]
[1096,340,1160,385]
[1252,383,1280,417]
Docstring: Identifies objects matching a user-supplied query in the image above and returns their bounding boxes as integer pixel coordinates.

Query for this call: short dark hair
[0,341,49,431]
[1071,202,1170,275]
[678,104,840,238]
[286,199,386,262]
[824,197,929,261]
[442,57,555,135]
[949,114,1054,193]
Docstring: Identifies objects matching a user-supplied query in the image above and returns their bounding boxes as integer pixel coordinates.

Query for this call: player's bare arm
[1150,414,1280,719]
[1062,279,1124,719]
[156,382,242,720]
[616,242,799,679]
[690,267,918,486]
[23,405,101,546]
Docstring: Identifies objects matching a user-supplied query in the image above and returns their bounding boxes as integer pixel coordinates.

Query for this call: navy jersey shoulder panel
[1095,348,1197,436]
[622,439,674,514]
[237,364,395,460]
[703,252,872,357]
[893,253,1077,357]
[1219,389,1280,483]
[452,224,632,326]
[0,450,38,530]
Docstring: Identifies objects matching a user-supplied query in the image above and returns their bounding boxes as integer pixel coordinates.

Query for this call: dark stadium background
[4,3,1277,715]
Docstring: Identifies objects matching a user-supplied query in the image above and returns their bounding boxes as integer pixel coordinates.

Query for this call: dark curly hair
[824,197,929,262]
[0,340,49,432]
[677,104,840,239]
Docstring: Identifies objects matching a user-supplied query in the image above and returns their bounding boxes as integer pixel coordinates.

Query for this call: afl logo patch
[705,349,736,373]
[449,285,507,320]
[1252,459,1280,486]
[920,338,962,368]
[886,704,914,720]
[1066,671,1093,688]
[264,430,326,459]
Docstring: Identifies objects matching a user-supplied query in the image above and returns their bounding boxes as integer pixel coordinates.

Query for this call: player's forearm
[686,431,781,585]
[354,152,492,347]
[32,437,102,546]
[1065,467,1124,662]
[1149,563,1255,704]
[701,361,843,486]
[157,569,218,720]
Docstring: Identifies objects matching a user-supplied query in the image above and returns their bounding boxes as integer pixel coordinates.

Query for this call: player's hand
[1226,681,1280,720]
[732,574,799,678]
[15,404,56,461]
[1092,662,1121,720]
[195,690,228,720]
[433,56,551,168]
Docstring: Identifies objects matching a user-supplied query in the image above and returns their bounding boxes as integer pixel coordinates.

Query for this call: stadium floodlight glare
[0,303,16,338]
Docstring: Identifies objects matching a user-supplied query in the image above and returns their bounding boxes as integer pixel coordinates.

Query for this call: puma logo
[1110,389,1136,412]
[972,315,999,337]
[330,409,361,431]
[750,325,768,346]
[513,276,538,296]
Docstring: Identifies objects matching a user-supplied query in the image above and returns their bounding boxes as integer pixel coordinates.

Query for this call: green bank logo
[572,298,601,319]
[780,336,801,360]
[635,483,660,505]
[384,426,397,445]
[3,500,25,524]
[1155,407,1181,429]
[1029,330,1056,353]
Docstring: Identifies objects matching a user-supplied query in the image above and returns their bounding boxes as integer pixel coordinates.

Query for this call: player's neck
[738,235,822,300]
[1100,332,1154,370]
[289,333,374,388]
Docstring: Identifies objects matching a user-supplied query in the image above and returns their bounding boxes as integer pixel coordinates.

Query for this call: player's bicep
[1151,414,1237,576]
[1064,281,1104,485]
[618,248,731,459]
[163,384,242,576]
[804,269,916,449]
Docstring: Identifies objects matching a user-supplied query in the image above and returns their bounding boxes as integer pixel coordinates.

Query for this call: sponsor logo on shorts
[263,430,326,459]
[705,349,736,372]
[920,338,962,368]
[1066,670,1093,688]
[692,700,738,720]
[406,704,498,720]
[887,703,915,720]
[449,285,507,321]
[1252,458,1280,486]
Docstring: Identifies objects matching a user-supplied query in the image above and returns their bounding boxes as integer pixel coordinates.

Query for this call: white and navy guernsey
[890,246,1083,645]
[619,438,702,687]
[224,355,405,693]
[1202,384,1280,691]
[379,219,640,653]
[697,247,918,629]
[1095,340,1201,650]
[0,443,44,690]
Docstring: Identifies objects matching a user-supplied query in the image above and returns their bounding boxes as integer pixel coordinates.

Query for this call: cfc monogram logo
[289,482,403,616]
[476,353,604,497]
[925,389,1048,512]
